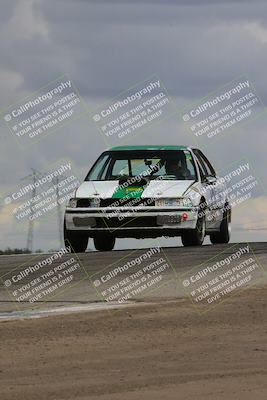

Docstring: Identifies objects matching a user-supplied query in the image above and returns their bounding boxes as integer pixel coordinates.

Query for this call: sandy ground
[0,287,267,400]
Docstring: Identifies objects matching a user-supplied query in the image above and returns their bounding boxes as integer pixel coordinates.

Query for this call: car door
[195,150,226,228]
[192,151,214,227]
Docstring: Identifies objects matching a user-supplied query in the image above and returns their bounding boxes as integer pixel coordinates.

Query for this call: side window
[193,150,208,179]
[196,160,206,180]
[198,150,216,176]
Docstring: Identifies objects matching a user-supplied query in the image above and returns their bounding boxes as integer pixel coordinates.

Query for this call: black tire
[210,207,231,244]
[64,221,88,253]
[181,205,206,247]
[93,233,115,251]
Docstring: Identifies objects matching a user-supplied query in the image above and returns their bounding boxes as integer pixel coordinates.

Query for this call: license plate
[73,217,95,227]
[157,199,180,207]
[157,215,182,225]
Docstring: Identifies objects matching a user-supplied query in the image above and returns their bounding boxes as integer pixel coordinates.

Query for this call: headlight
[68,198,77,208]
[155,198,192,207]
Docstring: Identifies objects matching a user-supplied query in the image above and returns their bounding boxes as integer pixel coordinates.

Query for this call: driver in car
[165,153,190,179]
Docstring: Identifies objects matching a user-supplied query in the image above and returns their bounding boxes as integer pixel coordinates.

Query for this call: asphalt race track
[0,242,266,315]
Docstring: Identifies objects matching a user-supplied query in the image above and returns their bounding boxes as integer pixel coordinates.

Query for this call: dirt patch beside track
[0,287,267,399]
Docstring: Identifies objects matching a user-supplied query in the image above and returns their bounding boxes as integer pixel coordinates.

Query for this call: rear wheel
[181,206,206,247]
[64,221,88,253]
[94,233,116,251]
[210,207,231,244]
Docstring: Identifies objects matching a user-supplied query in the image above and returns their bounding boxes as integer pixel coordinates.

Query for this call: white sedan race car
[64,145,231,252]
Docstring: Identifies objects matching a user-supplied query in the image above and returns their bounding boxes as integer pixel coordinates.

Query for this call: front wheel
[64,221,88,253]
[210,207,231,244]
[93,233,116,251]
[181,210,206,247]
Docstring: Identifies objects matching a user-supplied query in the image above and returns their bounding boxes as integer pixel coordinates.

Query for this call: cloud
[0,0,267,249]
[0,69,24,98]
[245,21,267,44]
[233,196,267,231]
[4,0,49,42]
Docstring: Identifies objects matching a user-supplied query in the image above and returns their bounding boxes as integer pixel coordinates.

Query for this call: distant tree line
[0,248,43,255]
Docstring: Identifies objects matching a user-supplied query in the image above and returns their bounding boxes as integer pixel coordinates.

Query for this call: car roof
[109,145,193,151]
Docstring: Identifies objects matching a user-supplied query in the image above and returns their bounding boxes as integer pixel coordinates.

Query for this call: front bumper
[65,206,198,234]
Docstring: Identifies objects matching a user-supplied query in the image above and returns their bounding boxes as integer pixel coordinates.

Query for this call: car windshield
[86,150,197,181]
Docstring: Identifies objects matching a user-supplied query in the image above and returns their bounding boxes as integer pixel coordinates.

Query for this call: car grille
[100,198,155,207]
[96,216,157,228]
[76,198,155,207]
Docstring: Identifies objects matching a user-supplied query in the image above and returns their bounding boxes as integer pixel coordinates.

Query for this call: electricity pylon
[21,168,42,253]
[52,175,64,248]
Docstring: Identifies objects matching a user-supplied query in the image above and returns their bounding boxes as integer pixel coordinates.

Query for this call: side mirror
[205,175,217,185]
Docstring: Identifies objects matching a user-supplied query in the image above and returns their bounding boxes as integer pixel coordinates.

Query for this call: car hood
[75,180,195,199]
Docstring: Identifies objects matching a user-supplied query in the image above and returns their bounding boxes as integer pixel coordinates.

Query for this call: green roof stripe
[109,145,188,151]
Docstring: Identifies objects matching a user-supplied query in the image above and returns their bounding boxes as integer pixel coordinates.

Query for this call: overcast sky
[0,0,267,251]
